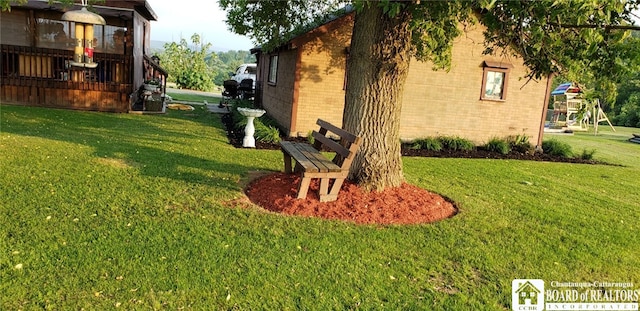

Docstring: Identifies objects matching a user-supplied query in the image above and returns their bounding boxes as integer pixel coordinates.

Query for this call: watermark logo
[512,279,639,311]
[512,279,545,311]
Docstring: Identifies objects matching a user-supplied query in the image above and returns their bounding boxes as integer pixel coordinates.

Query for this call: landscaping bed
[400,146,602,164]
[221,112,606,164]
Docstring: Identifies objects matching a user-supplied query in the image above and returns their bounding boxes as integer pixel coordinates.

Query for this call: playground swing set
[548,82,615,135]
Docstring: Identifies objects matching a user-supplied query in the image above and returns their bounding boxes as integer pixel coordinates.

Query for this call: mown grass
[1,104,639,310]
[165,92,221,104]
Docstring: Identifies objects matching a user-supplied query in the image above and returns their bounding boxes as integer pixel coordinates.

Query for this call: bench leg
[319,178,330,197]
[297,176,312,199]
[283,152,292,173]
[319,178,344,202]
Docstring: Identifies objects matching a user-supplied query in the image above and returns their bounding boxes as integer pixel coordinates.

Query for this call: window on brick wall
[481,61,512,101]
[268,54,278,84]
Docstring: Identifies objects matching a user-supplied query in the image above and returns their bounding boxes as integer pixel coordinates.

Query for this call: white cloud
[147,0,254,51]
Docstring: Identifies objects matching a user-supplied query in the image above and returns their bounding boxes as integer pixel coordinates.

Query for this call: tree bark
[343,5,413,192]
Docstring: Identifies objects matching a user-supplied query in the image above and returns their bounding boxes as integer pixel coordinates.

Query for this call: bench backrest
[311,119,361,170]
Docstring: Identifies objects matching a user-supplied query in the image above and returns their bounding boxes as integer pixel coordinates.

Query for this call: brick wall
[260,49,298,135]
[293,17,352,137]
[400,24,548,144]
[263,15,548,145]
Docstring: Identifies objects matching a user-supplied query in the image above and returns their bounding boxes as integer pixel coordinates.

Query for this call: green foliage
[611,72,640,128]
[484,137,511,155]
[221,0,640,81]
[412,137,443,151]
[507,134,535,154]
[542,139,574,158]
[579,148,597,160]
[438,136,475,152]
[613,93,640,127]
[219,0,344,52]
[175,68,214,92]
[306,131,315,144]
[482,1,640,81]
[255,123,282,144]
[158,34,215,91]
[209,50,256,86]
[230,101,282,144]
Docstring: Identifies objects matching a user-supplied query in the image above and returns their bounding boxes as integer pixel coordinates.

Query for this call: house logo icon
[512,279,544,310]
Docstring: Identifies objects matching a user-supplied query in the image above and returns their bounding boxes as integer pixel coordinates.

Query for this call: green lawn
[165,91,221,104]
[1,104,639,310]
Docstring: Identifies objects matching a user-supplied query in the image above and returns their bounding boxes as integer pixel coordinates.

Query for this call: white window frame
[268,54,278,85]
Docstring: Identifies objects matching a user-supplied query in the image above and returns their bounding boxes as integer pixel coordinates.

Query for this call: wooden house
[0,0,167,112]
[252,12,553,147]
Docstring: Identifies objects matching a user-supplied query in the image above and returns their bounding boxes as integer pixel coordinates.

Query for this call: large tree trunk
[343,5,413,192]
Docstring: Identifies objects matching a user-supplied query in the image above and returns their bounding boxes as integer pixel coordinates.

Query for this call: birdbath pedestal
[237,108,266,148]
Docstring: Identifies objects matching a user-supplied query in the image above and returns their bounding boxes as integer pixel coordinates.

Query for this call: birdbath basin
[237,108,266,148]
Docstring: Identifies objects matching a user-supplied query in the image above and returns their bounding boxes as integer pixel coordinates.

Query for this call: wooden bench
[280,119,361,202]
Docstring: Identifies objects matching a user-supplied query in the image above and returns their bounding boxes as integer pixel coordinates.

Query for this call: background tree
[221,0,640,191]
[209,50,256,86]
[158,34,215,92]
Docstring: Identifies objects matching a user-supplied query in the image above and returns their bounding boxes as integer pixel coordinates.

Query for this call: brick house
[253,12,552,146]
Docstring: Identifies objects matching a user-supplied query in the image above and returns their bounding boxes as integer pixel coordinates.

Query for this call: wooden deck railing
[1,44,133,93]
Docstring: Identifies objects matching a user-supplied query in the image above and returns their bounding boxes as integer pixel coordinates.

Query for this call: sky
[147,0,254,51]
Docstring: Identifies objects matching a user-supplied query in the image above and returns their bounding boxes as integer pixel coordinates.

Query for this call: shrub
[409,141,422,150]
[612,93,640,128]
[485,137,511,155]
[230,102,282,144]
[255,123,281,144]
[413,137,442,151]
[579,148,596,160]
[507,134,535,154]
[542,139,573,158]
[439,136,475,151]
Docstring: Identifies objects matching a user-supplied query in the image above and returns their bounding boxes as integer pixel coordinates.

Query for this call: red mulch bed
[245,172,457,225]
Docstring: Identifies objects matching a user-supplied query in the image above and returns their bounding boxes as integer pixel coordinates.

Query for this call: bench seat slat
[295,143,329,172]
[281,141,319,172]
[296,143,341,172]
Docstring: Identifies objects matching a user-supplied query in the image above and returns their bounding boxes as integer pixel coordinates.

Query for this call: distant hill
[150,40,250,53]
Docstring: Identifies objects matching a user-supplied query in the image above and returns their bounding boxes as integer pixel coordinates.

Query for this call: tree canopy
[157,34,215,92]
[221,0,640,81]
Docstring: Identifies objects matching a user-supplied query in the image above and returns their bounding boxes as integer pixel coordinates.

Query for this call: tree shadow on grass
[0,105,266,191]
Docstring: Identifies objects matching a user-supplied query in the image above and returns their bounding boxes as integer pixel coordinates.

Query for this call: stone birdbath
[237,107,266,148]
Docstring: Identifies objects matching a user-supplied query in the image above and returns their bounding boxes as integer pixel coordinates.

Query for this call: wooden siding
[1,44,133,112]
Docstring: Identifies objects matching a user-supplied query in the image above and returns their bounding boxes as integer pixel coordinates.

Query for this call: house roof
[551,82,581,95]
[12,0,158,21]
